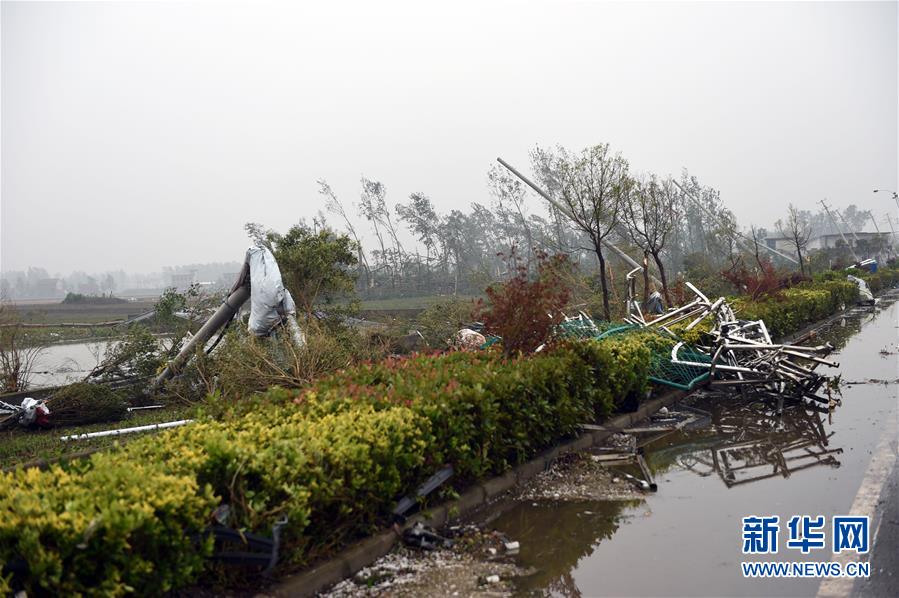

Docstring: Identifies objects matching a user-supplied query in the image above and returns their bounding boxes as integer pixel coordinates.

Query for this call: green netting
[563,320,711,391]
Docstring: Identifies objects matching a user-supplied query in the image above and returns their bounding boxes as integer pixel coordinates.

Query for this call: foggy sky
[2,0,897,274]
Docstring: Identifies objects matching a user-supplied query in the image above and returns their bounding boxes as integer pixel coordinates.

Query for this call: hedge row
[0,335,650,596]
[736,267,899,338]
[3,271,894,595]
[731,280,858,338]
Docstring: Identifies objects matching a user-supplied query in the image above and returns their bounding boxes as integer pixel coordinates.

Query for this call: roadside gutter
[269,387,691,597]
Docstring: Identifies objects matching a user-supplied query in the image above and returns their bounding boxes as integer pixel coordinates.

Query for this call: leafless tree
[0,302,46,392]
[620,174,681,305]
[531,143,629,319]
[360,177,405,287]
[776,204,813,276]
[318,179,371,287]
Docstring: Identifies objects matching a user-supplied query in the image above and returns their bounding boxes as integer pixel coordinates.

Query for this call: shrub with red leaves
[478,249,571,355]
[721,258,808,301]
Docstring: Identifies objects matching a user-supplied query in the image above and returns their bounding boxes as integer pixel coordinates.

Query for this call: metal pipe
[819,199,860,262]
[672,180,800,264]
[154,284,251,387]
[496,157,664,286]
[60,419,193,441]
[685,281,711,304]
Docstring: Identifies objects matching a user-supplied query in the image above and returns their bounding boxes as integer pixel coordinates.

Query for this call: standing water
[487,294,898,597]
[27,339,113,387]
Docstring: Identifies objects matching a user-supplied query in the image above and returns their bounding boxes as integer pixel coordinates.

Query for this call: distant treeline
[62,293,128,305]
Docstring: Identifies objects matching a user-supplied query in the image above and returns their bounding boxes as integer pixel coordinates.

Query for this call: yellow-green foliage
[566,334,652,415]
[0,406,428,596]
[0,456,215,596]
[2,272,887,595]
[0,338,652,595]
[733,280,857,337]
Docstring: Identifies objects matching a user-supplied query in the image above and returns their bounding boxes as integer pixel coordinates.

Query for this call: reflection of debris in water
[658,394,842,488]
[842,378,899,386]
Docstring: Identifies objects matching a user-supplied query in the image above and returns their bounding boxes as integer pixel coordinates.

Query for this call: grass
[0,404,195,469]
[11,300,157,324]
[357,294,480,311]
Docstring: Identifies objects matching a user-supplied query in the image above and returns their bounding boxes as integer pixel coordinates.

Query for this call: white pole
[671,180,800,265]
[819,199,860,262]
[496,157,663,286]
[60,419,193,441]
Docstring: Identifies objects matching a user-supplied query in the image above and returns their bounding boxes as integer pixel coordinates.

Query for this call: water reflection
[660,396,842,488]
[490,499,640,597]
[486,293,897,597]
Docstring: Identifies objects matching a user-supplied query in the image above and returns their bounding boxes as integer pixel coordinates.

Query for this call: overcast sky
[2,0,897,274]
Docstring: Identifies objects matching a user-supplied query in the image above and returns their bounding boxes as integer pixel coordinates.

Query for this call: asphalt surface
[855,453,899,598]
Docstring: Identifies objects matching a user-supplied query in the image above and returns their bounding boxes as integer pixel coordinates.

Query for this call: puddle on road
[487,294,899,597]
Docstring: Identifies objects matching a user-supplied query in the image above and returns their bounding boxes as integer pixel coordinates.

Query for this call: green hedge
[732,280,858,338]
[4,271,893,594]
[740,267,898,338]
[0,337,650,595]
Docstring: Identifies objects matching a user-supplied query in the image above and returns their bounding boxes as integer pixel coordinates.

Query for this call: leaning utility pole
[671,181,800,265]
[819,199,860,262]
[868,210,881,234]
[496,157,663,286]
[885,213,898,245]
[835,206,860,245]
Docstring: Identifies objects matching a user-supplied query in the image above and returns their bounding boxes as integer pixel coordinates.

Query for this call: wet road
[488,294,899,597]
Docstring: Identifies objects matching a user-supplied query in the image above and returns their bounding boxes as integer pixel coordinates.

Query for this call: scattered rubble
[322,529,526,598]
[514,453,644,502]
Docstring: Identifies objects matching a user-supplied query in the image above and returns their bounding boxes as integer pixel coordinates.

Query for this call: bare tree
[620,174,681,305]
[360,177,405,287]
[0,302,46,393]
[318,179,371,287]
[531,144,628,319]
[776,204,813,276]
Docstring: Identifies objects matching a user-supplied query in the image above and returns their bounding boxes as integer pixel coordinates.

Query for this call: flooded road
[487,295,898,597]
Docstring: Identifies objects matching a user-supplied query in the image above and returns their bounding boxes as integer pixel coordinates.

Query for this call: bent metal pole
[153,283,251,387]
[496,157,663,287]
[671,180,801,265]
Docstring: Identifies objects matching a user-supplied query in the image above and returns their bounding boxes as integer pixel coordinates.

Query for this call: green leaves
[2,330,660,595]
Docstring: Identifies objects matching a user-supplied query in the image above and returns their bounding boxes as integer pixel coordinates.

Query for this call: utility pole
[835,206,860,245]
[496,157,663,286]
[868,210,881,234]
[671,181,800,265]
[885,213,898,247]
[819,199,860,262]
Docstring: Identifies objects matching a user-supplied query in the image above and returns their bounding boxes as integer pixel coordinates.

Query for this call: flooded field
[483,294,898,597]
[27,339,112,387]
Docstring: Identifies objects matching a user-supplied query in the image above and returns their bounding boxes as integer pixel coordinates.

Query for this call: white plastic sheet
[246,245,295,336]
[847,274,874,302]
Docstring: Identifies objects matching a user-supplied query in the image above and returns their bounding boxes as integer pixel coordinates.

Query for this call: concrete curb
[269,388,689,597]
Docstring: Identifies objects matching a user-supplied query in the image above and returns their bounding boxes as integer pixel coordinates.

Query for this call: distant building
[764,236,795,253]
[766,232,892,253]
[807,232,891,251]
[169,270,197,290]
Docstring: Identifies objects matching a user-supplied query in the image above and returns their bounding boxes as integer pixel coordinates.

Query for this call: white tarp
[847,274,874,303]
[246,245,298,337]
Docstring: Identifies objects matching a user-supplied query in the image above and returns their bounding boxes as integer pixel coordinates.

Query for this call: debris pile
[623,275,839,404]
